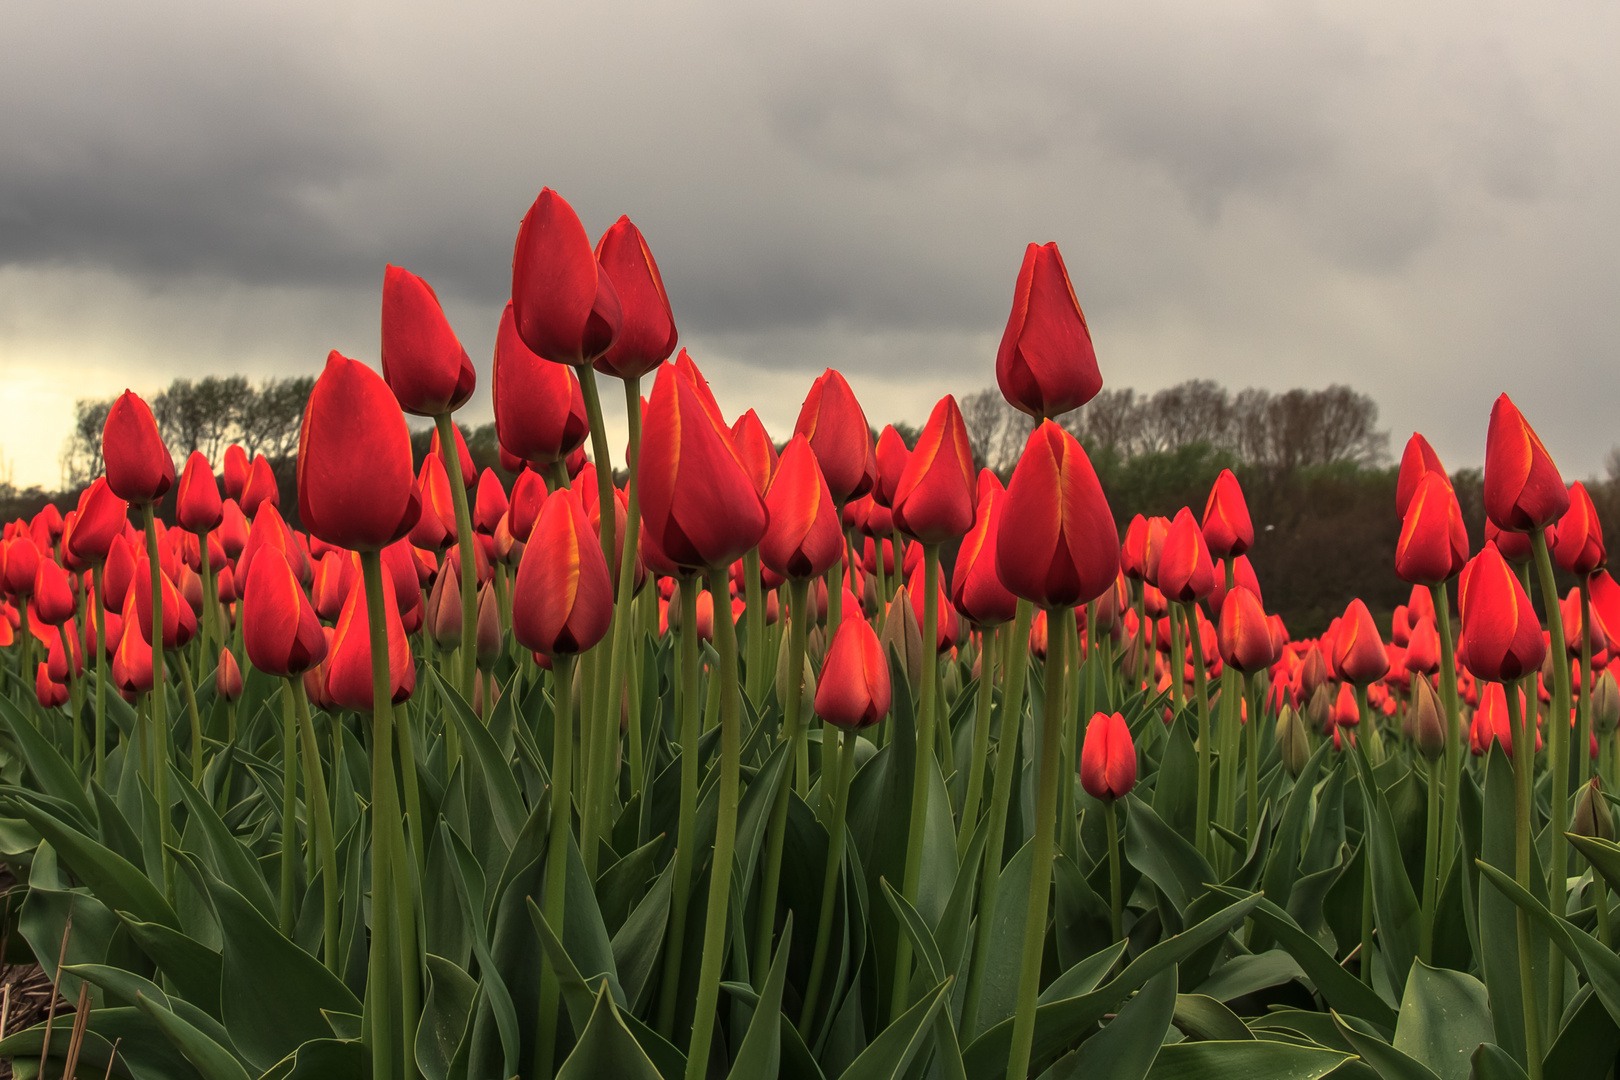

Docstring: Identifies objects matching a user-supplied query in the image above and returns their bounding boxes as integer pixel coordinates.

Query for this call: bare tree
[153,376,257,463]
[59,397,113,488]
[239,376,315,461]
[960,388,1006,472]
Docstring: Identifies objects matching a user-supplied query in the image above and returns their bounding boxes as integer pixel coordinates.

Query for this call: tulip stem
[957,625,998,861]
[1506,678,1545,1080]
[1186,603,1212,861]
[536,651,575,1080]
[1007,607,1070,1080]
[141,503,174,901]
[1579,581,1595,801]
[1531,530,1570,1031]
[655,575,702,1041]
[1420,754,1440,963]
[56,623,82,768]
[595,375,644,862]
[801,726,858,1037]
[684,567,743,1080]
[93,559,107,784]
[892,544,941,1022]
[1428,583,1463,881]
[579,366,621,882]
[786,579,811,796]
[744,549,765,707]
[290,679,340,977]
[199,528,217,665]
[1169,600,1184,717]
[754,577,811,988]
[1104,797,1122,942]
[432,413,479,706]
[962,599,1033,1040]
[279,682,300,937]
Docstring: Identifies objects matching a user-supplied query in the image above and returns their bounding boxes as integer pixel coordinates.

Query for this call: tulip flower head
[1484,393,1568,532]
[512,489,613,656]
[102,390,176,505]
[873,424,911,509]
[1201,469,1253,558]
[1079,712,1137,802]
[510,188,621,366]
[240,454,281,519]
[951,470,1018,627]
[815,615,892,729]
[176,452,224,534]
[380,264,477,417]
[493,302,591,467]
[891,395,977,545]
[794,369,876,504]
[1217,585,1273,674]
[995,421,1119,610]
[1553,482,1605,575]
[995,241,1101,420]
[1157,507,1215,604]
[760,436,843,581]
[1333,599,1389,685]
[243,549,329,677]
[1395,433,1450,520]
[1458,542,1547,682]
[1395,471,1469,585]
[730,409,779,499]
[593,216,679,380]
[216,647,244,702]
[325,564,415,709]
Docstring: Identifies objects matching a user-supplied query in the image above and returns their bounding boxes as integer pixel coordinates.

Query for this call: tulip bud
[995,241,1101,420]
[775,628,816,718]
[242,549,328,677]
[1201,469,1253,558]
[511,489,613,657]
[996,421,1119,610]
[1594,670,1620,735]
[1276,705,1310,778]
[891,395,977,546]
[794,369,876,504]
[176,452,224,534]
[1157,507,1215,603]
[380,264,477,417]
[815,616,892,729]
[880,585,924,689]
[1307,684,1334,735]
[1334,600,1389,685]
[1458,543,1547,682]
[730,410,779,499]
[1572,778,1615,841]
[1079,712,1137,802]
[475,580,503,670]
[760,436,843,581]
[102,390,176,505]
[593,215,679,380]
[1553,482,1606,575]
[1485,394,1568,533]
[872,425,910,509]
[1396,472,1469,585]
[216,648,244,702]
[493,303,591,467]
[1411,675,1446,762]
[511,188,622,367]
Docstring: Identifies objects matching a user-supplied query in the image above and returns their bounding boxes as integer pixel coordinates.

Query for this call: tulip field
[5,188,1620,1080]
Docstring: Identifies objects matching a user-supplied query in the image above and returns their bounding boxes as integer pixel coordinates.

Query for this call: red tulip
[952,470,1019,627]
[995,242,1102,420]
[240,454,280,518]
[593,216,678,380]
[110,612,153,695]
[640,362,769,571]
[325,566,414,709]
[996,421,1118,610]
[730,410,779,499]
[6,535,44,596]
[1079,712,1136,801]
[1405,617,1441,674]
[311,550,353,622]
[427,563,462,649]
[475,581,503,669]
[1458,543,1547,682]
[1553,482,1605,575]
[1218,585,1273,674]
[1120,515,1151,582]
[380,264,476,417]
[432,423,476,490]
[760,436,843,580]
[814,616,891,729]
[1562,588,1606,657]
[891,395,977,545]
[131,559,199,650]
[408,451,458,551]
[493,302,591,466]
[1208,555,1262,616]
[1201,469,1253,558]
[511,188,622,366]
[236,503,308,594]
[512,489,613,656]
[223,444,250,501]
[102,390,175,504]
[794,369,875,504]
[905,560,960,653]
[243,549,328,677]
[1334,599,1389,685]
[1484,394,1568,532]
[1395,433,1449,520]
[1396,471,1469,585]
[473,469,508,534]
[218,499,249,558]
[297,351,422,552]
[216,648,243,702]
[175,452,223,534]
[507,468,548,542]
[31,557,75,626]
[36,663,67,709]
[1157,507,1215,603]
[66,479,128,563]
[873,425,911,509]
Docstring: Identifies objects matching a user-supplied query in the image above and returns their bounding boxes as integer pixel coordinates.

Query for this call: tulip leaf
[1171,994,1253,1042]
[1566,832,1620,895]
[835,977,952,1080]
[556,980,666,1080]
[428,667,526,855]
[1039,965,1177,1080]
[10,798,180,931]
[1124,792,1214,915]
[172,767,277,923]
[612,854,676,1015]
[1469,1043,1531,1080]
[1544,985,1620,1080]
[728,915,792,1080]
[1477,746,1546,1062]
[1143,1041,1351,1080]
[440,821,522,1079]
[135,991,253,1080]
[1350,746,1421,995]
[416,954,478,1080]
[0,692,97,826]
[1391,960,1492,1080]
[117,915,225,1020]
[1334,1011,1441,1080]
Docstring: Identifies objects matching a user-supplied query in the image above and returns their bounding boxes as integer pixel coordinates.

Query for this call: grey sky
[3,0,1616,490]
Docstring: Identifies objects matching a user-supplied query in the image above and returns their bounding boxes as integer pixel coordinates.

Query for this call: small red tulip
[216,648,243,702]
[1157,507,1215,604]
[511,188,622,366]
[240,454,281,519]
[223,444,250,501]
[1395,433,1450,520]
[473,469,508,535]
[475,581,503,669]
[1458,543,1547,682]
[36,663,68,709]
[1396,471,1469,585]
[325,567,415,709]
[872,425,911,510]
[1218,585,1274,674]
[1120,515,1150,582]
[380,264,476,417]
[176,452,224,534]
[66,478,128,563]
[1484,394,1568,533]
[426,562,462,649]
[730,410,779,500]
[1404,617,1441,674]
[432,423,477,490]
[409,451,458,551]
[1553,482,1605,575]
[593,216,678,380]
[493,302,591,467]
[952,471,1019,628]
[102,391,175,504]
[218,500,249,558]
[512,489,613,656]
[891,395,977,545]
[996,242,1101,420]
[815,616,891,729]
[130,559,199,650]
[297,351,422,553]
[1208,555,1262,617]
[243,549,329,677]
[794,369,875,504]
[1334,599,1389,685]
[995,421,1118,610]
[1079,712,1136,802]
[760,436,843,581]
[31,558,75,626]
[1201,469,1253,558]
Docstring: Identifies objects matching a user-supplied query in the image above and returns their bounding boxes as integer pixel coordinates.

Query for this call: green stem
[655,576,702,1039]
[57,623,82,767]
[432,413,479,704]
[1105,798,1122,941]
[1429,583,1463,880]
[1357,683,1375,988]
[892,544,940,1021]
[1506,679,1544,1080]
[94,560,107,784]
[745,549,765,707]
[1245,676,1259,843]
[754,578,812,987]
[1419,755,1440,963]
[1006,608,1070,1080]
[536,653,576,1080]
[962,599,1033,1039]
[1169,601,1184,716]
[1188,603,1212,860]
[142,504,174,900]
[1531,531,1570,1032]
[684,567,743,1080]
[800,727,857,1035]
[787,580,811,796]
[279,683,300,937]
[199,529,216,664]
[1579,582,1595,802]
[957,625,998,861]
[292,680,340,977]
[175,651,203,787]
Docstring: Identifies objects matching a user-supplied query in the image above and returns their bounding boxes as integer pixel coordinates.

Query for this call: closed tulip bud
[298,352,422,552]
[1276,706,1309,777]
[730,409,779,500]
[816,616,892,729]
[427,562,463,649]
[871,424,911,510]
[776,627,816,717]
[952,471,1018,627]
[223,444,250,500]
[1120,515,1151,581]
[513,489,613,656]
[904,561,959,653]
[1079,712,1136,802]
[640,361,768,571]
[1208,555,1263,617]
[1306,683,1334,734]
[1458,543,1547,682]
[511,188,622,366]
[215,565,236,606]
[593,216,678,380]
[380,264,476,417]
[475,580,503,669]
[66,478,127,563]
[1411,675,1446,762]
[794,369,876,504]
[1404,616,1441,674]
[326,567,415,709]
[493,302,591,467]
[218,499,249,558]
[111,613,153,695]
[493,514,523,567]
[1395,433,1450,520]
[100,535,135,612]
[1484,519,1538,565]
[215,648,243,702]
[1485,394,1569,532]
[1,536,39,596]
[1562,588,1606,657]
[1334,599,1389,685]
[880,584,924,688]
[1571,777,1615,840]
[892,395,977,545]
[1395,471,1469,585]
[243,549,328,677]
[507,469,549,542]
[236,502,306,594]
[35,662,68,709]
[432,423,476,490]
[131,559,198,650]
[473,469,508,535]
[240,455,280,518]
[760,436,843,580]
[1553,482,1605,575]
[996,421,1119,610]
[409,451,458,551]
[311,550,352,622]
[31,558,75,626]
[1157,507,1215,603]
[175,451,223,534]
[995,241,1101,420]
[1140,516,1172,590]
[102,390,175,504]
[1218,585,1273,674]
[1594,670,1620,735]
[1201,469,1253,558]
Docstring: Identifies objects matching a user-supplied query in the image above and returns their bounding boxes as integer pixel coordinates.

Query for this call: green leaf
[1333,1012,1440,1080]
[1391,960,1492,1080]
[1566,832,1620,895]
[1469,1043,1531,1080]
[728,915,792,1080]
[1151,708,1199,842]
[135,992,253,1080]
[835,978,952,1080]
[440,821,522,1078]
[0,691,97,825]
[1171,994,1253,1041]
[274,1039,371,1079]
[9,799,179,930]
[428,667,526,853]
[1041,965,1177,1080]
[1040,941,1127,1004]
[1124,792,1214,915]
[1144,1041,1350,1079]
[416,954,479,1080]
[172,769,277,924]
[556,981,667,1080]
[1262,740,1330,911]
[1192,949,1301,1002]
[1477,746,1537,1063]
[612,855,676,1015]
[881,877,946,985]
[1351,748,1420,993]
[117,915,225,1019]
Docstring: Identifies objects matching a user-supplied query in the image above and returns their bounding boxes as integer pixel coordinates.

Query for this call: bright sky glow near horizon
[2,0,1617,490]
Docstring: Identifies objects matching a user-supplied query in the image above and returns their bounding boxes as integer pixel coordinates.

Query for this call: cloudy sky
[2,0,1616,490]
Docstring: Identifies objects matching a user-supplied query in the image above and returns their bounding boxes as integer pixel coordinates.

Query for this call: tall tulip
[760,437,842,581]
[995,422,1119,610]
[1201,469,1253,558]
[102,391,174,505]
[995,241,1101,420]
[1080,710,1135,936]
[793,369,875,505]
[512,489,613,658]
[1458,544,1546,683]
[1396,432,1450,519]
[1485,394,1568,533]
[242,550,328,677]
[380,265,476,417]
[493,302,590,468]
[1554,482,1605,576]
[511,188,621,367]
[890,395,977,546]
[1396,471,1469,585]
[593,216,678,380]
[240,454,280,518]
